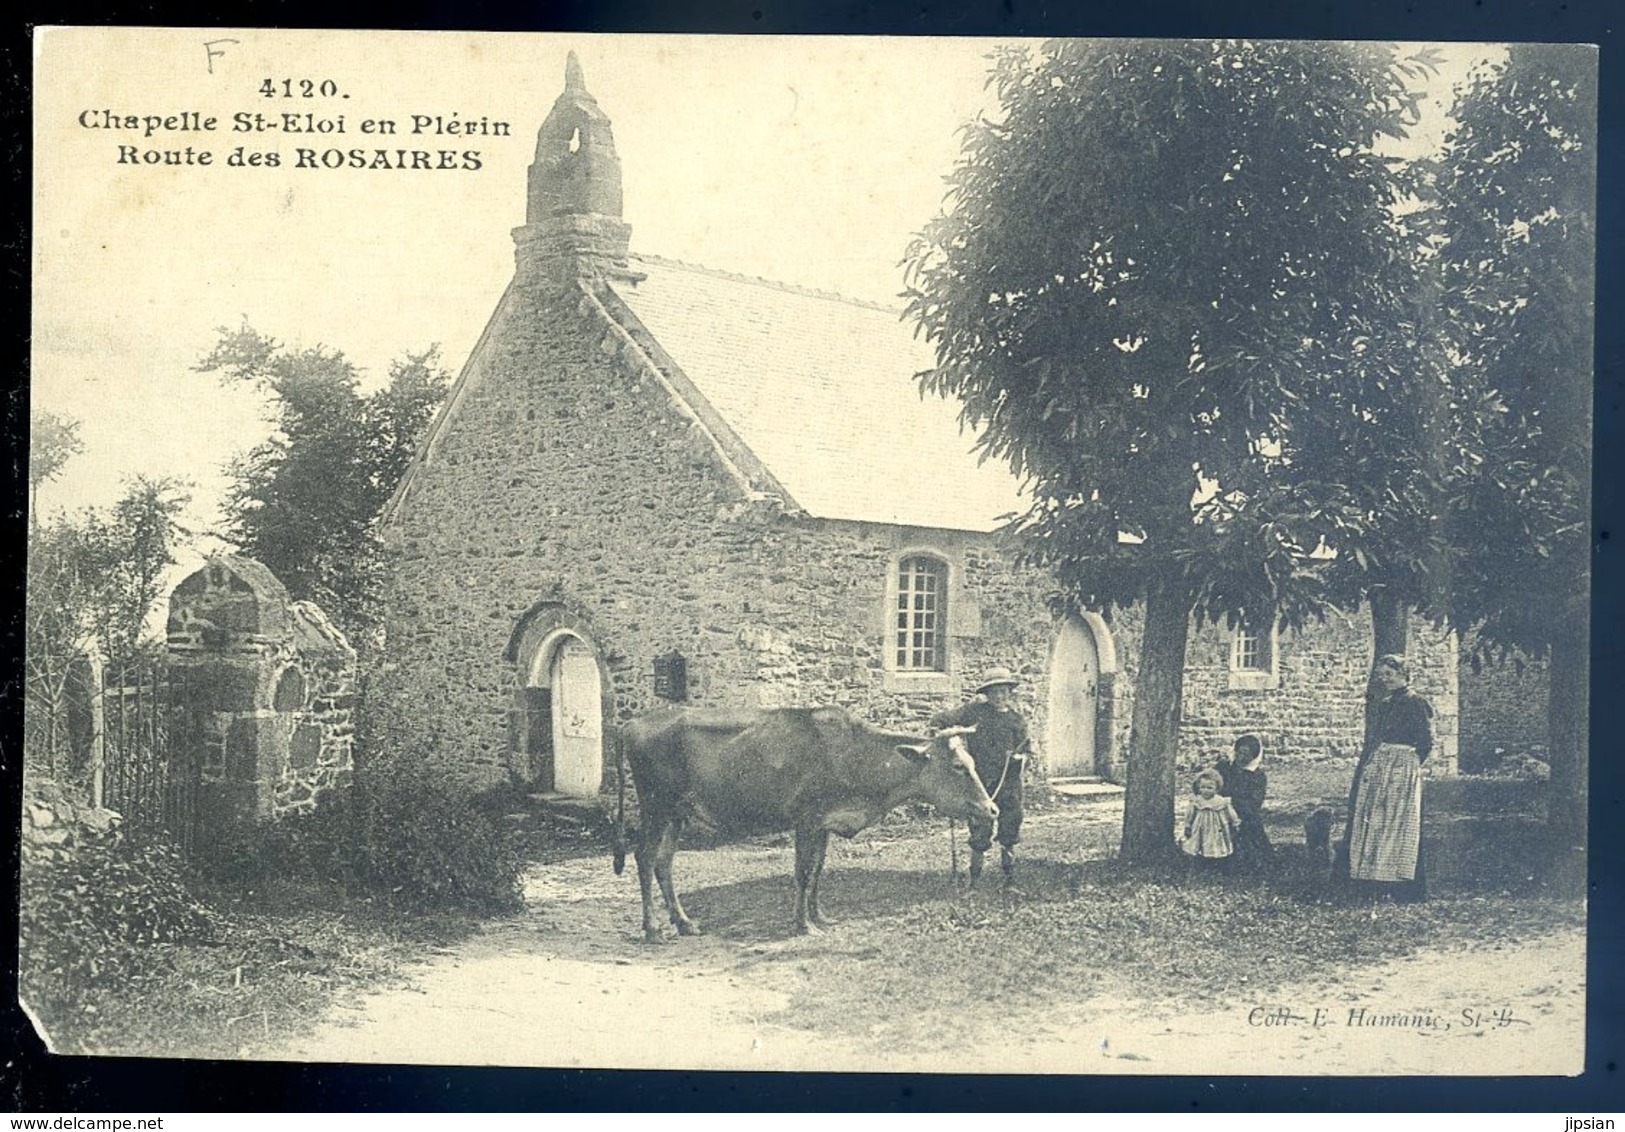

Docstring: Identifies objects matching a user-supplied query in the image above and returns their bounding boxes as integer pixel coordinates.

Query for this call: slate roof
[609,254,1029,533]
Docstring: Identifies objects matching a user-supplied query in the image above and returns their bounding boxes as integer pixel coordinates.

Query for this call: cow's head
[897,729,998,823]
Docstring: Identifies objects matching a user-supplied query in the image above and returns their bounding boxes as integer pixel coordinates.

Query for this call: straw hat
[974,667,1021,696]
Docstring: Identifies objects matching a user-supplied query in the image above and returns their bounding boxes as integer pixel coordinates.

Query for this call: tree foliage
[26,468,192,777]
[29,409,83,518]
[1431,44,1595,851]
[905,40,1442,859]
[906,40,1440,632]
[1434,45,1595,655]
[27,476,192,665]
[196,325,450,642]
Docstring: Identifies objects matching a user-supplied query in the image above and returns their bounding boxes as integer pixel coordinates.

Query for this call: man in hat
[930,667,1032,884]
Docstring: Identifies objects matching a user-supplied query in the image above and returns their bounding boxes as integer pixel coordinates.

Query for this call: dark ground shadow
[518,781,1565,958]
[672,854,1086,943]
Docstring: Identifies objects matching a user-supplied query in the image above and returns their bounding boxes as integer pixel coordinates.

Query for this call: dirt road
[267,810,1585,1076]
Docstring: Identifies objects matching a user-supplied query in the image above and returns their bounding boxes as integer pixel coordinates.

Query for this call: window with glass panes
[895,557,947,671]
[1232,624,1271,671]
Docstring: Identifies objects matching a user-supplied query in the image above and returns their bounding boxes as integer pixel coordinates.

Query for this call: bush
[207,737,526,916]
[1470,748,1551,781]
[20,825,220,1025]
[207,664,525,914]
[347,742,526,914]
[205,793,360,893]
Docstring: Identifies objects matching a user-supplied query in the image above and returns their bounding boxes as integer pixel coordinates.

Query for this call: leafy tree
[196,325,450,645]
[28,519,107,775]
[1433,45,1596,849]
[29,409,83,528]
[26,476,191,777]
[98,476,194,662]
[1270,234,1460,806]
[905,40,1441,861]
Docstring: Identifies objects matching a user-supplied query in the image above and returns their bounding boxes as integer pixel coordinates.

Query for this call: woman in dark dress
[1223,733,1273,869]
[1345,654,1433,902]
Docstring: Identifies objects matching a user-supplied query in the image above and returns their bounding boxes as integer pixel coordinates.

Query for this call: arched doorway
[1046,613,1116,780]
[518,629,605,797]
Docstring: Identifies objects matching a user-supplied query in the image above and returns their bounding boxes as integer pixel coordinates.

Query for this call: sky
[31,29,1491,551]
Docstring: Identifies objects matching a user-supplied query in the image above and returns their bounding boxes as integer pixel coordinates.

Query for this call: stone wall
[1086,604,1457,777]
[384,279,1056,791]
[1183,611,1455,772]
[1458,649,1549,771]
[168,558,356,844]
[385,276,1460,794]
[269,602,358,816]
[22,779,120,863]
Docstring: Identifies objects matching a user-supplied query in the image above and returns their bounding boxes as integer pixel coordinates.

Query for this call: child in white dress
[1181,767,1240,863]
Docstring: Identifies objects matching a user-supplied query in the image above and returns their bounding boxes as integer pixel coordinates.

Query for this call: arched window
[895,556,949,672]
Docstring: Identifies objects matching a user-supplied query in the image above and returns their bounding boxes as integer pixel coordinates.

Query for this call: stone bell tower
[514,52,635,285]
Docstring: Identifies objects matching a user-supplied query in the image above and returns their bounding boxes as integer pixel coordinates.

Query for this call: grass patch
[22,749,1561,1061]
[754,804,1578,1047]
[23,876,488,1058]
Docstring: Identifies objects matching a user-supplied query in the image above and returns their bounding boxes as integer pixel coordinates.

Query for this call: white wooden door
[1046,616,1099,778]
[550,640,603,796]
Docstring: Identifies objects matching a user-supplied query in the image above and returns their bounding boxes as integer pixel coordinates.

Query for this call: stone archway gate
[165,556,357,852]
[59,556,357,855]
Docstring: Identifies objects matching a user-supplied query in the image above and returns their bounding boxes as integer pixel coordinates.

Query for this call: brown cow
[614,705,997,940]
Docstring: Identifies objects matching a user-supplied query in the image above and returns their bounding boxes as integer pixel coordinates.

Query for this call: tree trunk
[1546,600,1588,853]
[1363,589,1409,748]
[1337,590,1409,878]
[1369,589,1409,657]
[1119,572,1193,863]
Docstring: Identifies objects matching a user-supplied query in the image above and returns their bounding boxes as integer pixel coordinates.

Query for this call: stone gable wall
[385,275,1460,794]
[384,280,1056,791]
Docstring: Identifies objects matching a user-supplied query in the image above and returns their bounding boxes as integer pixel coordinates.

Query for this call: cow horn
[896,742,932,764]
[932,726,977,739]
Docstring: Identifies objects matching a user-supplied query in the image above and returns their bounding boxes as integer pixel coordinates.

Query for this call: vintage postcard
[27,28,1593,1076]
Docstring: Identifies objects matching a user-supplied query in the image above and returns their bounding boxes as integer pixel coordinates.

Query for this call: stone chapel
[380,55,1460,798]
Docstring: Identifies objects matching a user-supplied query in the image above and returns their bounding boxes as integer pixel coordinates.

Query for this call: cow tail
[612,729,629,876]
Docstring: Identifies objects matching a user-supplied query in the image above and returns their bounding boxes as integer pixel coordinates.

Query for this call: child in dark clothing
[1222,733,1273,869]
